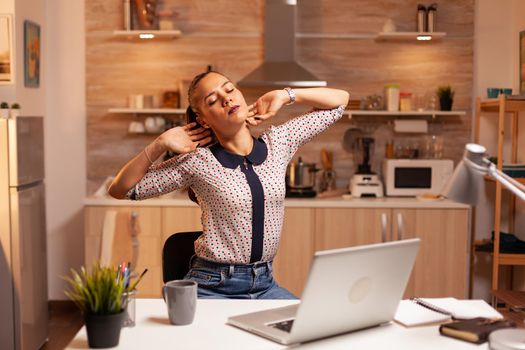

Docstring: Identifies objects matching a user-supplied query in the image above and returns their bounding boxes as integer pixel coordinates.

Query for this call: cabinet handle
[130,211,140,273]
[397,213,404,241]
[381,213,388,243]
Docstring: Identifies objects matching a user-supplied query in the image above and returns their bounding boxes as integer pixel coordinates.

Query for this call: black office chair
[162,231,202,283]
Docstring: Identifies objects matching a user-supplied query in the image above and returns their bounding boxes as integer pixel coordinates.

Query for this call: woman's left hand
[246,90,289,126]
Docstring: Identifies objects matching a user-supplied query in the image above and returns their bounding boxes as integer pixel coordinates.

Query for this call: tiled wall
[86,0,474,194]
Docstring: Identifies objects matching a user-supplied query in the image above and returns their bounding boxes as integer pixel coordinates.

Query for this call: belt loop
[267,261,272,273]
[228,265,234,277]
[188,254,196,270]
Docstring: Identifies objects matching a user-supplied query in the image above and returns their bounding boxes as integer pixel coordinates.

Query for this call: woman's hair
[185,70,224,204]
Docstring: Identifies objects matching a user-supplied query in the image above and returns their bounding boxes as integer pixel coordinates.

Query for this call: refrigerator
[0,116,48,350]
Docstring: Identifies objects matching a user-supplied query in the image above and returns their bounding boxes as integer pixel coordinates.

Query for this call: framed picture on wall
[521,30,525,94]
[0,14,14,85]
[24,20,40,88]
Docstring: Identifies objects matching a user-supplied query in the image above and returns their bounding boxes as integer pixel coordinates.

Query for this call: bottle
[385,140,394,159]
[124,0,131,30]
[427,3,437,32]
[417,4,427,32]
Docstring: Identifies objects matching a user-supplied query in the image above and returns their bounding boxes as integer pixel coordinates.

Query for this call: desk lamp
[442,143,525,204]
[442,143,525,349]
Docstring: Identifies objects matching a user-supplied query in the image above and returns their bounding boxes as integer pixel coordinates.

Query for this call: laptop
[227,238,420,345]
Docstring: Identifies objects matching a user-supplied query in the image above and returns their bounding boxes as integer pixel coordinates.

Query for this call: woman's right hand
[158,122,212,155]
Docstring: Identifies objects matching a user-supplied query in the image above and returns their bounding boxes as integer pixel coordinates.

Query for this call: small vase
[0,109,9,119]
[10,109,20,118]
[84,310,125,348]
[439,98,453,111]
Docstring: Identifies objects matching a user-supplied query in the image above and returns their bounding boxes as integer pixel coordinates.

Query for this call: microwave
[382,159,454,197]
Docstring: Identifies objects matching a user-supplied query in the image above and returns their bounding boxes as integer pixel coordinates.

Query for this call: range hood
[237,0,327,88]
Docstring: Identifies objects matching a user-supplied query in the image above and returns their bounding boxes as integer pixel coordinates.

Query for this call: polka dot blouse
[127,105,345,264]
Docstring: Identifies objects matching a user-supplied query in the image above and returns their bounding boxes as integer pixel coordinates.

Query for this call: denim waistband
[190,256,273,274]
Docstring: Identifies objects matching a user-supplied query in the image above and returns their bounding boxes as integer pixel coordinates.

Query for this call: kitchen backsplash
[86,0,474,195]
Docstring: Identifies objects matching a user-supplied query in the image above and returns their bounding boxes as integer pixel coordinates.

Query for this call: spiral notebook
[394,298,503,327]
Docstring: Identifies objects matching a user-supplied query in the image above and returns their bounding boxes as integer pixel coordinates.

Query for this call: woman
[109,71,349,299]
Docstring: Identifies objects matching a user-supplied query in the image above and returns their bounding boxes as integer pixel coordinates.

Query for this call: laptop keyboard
[268,319,295,333]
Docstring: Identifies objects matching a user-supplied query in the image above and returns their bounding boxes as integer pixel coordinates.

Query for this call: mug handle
[162,285,167,302]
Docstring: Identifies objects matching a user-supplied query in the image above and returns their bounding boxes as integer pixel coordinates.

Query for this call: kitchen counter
[85,194,469,209]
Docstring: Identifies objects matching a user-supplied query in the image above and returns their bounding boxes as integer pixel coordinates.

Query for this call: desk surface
[67,299,483,349]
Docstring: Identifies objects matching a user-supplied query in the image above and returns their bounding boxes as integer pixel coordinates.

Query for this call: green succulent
[63,263,127,315]
[436,85,455,100]
[0,102,9,109]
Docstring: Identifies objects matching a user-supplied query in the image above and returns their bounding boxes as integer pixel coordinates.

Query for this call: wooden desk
[67,299,483,349]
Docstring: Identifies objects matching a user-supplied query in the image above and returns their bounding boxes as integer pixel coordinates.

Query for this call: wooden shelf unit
[108,108,186,115]
[112,30,182,39]
[375,32,446,41]
[344,110,465,119]
[473,95,525,304]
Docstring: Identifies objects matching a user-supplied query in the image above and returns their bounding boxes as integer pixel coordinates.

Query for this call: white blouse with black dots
[127,105,345,264]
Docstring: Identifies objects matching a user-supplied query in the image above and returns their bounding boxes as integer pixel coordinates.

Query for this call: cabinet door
[84,206,162,297]
[315,208,391,251]
[161,206,202,243]
[393,209,469,298]
[273,208,315,297]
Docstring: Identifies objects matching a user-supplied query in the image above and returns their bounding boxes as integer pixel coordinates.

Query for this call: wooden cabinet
[315,208,390,250]
[313,207,469,299]
[85,204,469,299]
[393,209,469,298]
[84,206,162,297]
[272,208,315,297]
[160,206,202,243]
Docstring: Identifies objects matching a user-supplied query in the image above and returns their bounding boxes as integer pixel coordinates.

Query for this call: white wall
[1,0,86,300]
[472,0,525,300]
[44,0,85,300]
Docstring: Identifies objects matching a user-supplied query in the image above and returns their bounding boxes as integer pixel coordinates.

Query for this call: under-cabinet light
[139,33,155,39]
[416,35,432,41]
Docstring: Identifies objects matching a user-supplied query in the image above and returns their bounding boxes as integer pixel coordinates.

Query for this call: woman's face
[192,72,249,135]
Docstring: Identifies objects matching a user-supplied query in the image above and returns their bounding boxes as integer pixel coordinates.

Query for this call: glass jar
[384,83,400,111]
[399,92,413,111]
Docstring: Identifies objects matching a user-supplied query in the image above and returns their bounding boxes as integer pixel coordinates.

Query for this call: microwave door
[395,167,432,189]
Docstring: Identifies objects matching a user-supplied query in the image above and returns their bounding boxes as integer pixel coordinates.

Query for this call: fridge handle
[130,211,140,273]
[381,213,388,243]
[397,213,404,240]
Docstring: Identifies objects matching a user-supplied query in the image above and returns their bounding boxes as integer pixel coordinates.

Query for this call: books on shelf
[394,297,503,327]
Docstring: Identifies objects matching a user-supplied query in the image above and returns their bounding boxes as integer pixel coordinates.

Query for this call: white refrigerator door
[8,117,45,187]
[10,182,48,350]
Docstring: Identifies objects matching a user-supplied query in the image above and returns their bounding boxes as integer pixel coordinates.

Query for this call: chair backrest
[162,231,202,283]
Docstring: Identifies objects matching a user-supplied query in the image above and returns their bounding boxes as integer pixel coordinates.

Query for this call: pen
[128,268,148,291]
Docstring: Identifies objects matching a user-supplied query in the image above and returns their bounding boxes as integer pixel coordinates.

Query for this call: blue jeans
[184,256,297,300]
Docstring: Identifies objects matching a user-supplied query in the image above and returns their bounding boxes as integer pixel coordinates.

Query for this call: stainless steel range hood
[237,0,327,88]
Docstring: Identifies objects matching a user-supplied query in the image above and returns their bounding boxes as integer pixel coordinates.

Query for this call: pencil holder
[122,289,137,327]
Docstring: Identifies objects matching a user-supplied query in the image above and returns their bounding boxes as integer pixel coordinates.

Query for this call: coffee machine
[350,137,384,197]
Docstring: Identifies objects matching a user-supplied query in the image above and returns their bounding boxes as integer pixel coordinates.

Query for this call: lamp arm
[487,163,525,201]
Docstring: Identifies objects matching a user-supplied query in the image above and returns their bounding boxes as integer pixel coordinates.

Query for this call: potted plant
[64,263,128,348]
[0,102,9,119]
[436,85,455,111]
[10,103,20,118]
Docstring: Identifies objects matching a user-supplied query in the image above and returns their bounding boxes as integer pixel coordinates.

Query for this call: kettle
[286,157,319,189]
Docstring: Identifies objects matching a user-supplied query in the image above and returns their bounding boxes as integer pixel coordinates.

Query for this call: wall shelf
[344,110,466,119]
[375,32,446,41]
[112,30,182,39]
[108,108,186,115]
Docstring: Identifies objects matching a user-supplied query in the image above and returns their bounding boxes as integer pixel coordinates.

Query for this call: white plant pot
[0,109,9,119]
[10,109,20,118]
